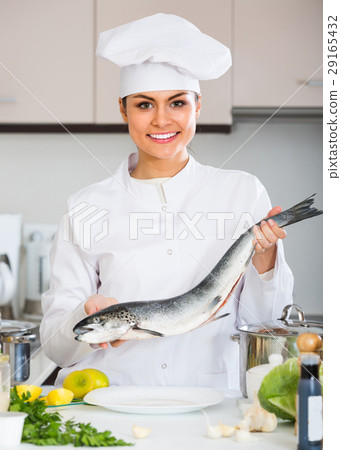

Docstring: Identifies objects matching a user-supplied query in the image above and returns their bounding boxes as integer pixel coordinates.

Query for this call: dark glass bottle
[297,354,322,450]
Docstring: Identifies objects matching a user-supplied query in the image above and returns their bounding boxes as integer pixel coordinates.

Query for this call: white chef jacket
[40,152,294,390]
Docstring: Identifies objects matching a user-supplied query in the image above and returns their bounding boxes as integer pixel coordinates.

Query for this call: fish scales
[73,194,322,344]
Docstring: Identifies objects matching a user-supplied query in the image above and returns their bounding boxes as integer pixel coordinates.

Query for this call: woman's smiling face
[119,90,201,161]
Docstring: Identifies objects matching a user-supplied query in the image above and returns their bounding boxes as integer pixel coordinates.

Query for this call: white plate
[84,386,225,414]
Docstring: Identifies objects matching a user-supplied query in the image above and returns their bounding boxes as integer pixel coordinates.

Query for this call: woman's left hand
[252,206,287,274]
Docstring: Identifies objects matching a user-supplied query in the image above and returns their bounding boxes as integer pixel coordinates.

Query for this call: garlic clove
[242,393,278,433]
[260,413,277,432]
[201,409,223,439]
[132,425,151,439]
[207,425,222,439]
[234,428,259,443]
[244,409,265,431]
[219,422,235,437]
[237,419,250,431]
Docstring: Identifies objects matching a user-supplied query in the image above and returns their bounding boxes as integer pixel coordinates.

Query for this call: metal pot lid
[237,304,323,337]
[0,319,37,336]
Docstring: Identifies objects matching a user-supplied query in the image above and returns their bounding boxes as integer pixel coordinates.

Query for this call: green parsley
[10,387,133,447]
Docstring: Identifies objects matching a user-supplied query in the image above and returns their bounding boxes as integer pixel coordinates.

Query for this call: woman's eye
[171,100,185,107]
[138,102,153,109]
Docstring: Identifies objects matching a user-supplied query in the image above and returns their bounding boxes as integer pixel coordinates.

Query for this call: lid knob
[296,332,323,354]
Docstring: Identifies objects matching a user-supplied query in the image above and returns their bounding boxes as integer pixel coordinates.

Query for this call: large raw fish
[74,195,322,344]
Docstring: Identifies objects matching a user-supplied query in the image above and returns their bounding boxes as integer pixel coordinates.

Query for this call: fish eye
[93,317,101,324]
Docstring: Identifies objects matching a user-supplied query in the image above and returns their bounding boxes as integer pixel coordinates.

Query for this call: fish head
[73,310,133,344]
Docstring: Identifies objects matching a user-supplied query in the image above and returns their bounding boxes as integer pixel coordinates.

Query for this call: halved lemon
[15,385,42,402]
[47,388,74,406]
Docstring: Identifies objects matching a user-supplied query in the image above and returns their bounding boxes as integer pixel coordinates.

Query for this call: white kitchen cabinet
[0,1,322,126]
[233,0,323,108]
[95,0,233,125]
[0,0,94,123]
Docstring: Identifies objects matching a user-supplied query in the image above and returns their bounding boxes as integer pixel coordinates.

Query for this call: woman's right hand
[84,294,125,349]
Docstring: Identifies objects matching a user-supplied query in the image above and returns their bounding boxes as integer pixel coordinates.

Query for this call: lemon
[63,368,109,399]
[39,396,48,405]
[63,370,94,399]
[15,385,42,402]
[82,368,109,390]
[47,388,74,406]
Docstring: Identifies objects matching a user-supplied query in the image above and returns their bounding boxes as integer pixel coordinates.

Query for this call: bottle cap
[296,332,323,354]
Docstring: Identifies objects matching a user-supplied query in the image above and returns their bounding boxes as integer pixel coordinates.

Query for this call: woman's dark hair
[121,91,199,109]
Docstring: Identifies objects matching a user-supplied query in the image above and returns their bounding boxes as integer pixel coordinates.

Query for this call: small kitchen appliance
[23,224,56,319]
[0,214,22,319]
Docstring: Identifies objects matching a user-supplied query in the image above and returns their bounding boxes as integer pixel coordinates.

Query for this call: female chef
[40,13,293,390]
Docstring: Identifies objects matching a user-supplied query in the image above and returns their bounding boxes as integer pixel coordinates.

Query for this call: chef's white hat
[96,13,232,98]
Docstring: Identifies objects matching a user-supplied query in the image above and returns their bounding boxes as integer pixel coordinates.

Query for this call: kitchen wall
[0,117,322,315]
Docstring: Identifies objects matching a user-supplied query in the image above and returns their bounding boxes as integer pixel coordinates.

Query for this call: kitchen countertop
[13,394,297,449]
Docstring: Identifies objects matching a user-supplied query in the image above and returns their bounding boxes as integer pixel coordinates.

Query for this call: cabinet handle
[0,97,17,103]
[306,80,323,87]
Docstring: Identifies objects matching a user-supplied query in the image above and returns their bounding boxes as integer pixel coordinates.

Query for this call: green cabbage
[257,358,323,422]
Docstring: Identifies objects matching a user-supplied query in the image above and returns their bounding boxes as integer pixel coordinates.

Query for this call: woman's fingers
[84,294,101,315]
[253,224,273,252]
[252,238,264,253]
[83,295,125,348]
[85,304,97,315]
[96,340,125,349]
[111,340,125,348]
[259,220,284,244]
[266,206,282,218]
[98,340,125,349]
[266,219,287,240]
[253,219,287,253]
[84,294,119,315]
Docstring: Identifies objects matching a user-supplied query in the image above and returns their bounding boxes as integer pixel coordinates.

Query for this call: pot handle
[278,304,307,326]
[1,333,36,344]
[231,334,240,343]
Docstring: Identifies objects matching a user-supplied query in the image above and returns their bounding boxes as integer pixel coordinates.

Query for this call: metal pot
[232,304,323,398]
[0,319,37,385]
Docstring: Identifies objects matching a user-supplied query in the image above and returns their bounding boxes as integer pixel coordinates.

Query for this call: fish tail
[261,194,322,228]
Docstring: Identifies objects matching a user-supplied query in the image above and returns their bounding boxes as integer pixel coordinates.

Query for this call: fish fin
[213,312,230,321]
[209,295,222,310]
[208,312,230,324]
[133,326,164,337]
[200,312,230,328]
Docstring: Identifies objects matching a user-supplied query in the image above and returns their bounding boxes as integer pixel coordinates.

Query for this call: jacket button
[167,249,173,255]
[161,363,167,369]
[162,205,167,211]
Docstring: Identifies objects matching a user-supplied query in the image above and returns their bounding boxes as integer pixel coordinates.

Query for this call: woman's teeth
[149,132,178,140]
